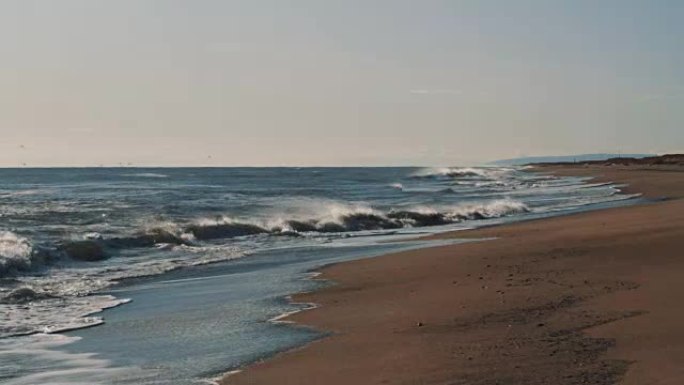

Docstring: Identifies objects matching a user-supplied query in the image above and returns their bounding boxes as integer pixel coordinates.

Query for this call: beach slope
[222,165,684,385]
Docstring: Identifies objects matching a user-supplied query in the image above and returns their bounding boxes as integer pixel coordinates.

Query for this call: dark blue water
[0,167,639,384]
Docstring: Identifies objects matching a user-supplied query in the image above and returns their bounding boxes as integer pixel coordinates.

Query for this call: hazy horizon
[1,0,682,167]
[0,152,661,169]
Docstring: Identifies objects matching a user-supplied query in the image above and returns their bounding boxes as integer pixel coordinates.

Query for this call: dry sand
[222,165,684,385]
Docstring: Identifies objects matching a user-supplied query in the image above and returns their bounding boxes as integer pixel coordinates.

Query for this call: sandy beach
[222,165,684,385]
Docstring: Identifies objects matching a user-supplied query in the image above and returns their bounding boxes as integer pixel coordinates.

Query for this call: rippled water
[0,166,638,384]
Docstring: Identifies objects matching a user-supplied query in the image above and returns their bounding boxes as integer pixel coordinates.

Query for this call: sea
[0,166,640,384]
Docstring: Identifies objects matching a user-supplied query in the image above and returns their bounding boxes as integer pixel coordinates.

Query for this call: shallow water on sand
[3,239,463,385]
[0,167,640,384]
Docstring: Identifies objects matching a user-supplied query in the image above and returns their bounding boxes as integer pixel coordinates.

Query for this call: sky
[0,0,682,166]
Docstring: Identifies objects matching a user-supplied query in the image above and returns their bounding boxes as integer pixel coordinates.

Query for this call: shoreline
[221,165,684,385]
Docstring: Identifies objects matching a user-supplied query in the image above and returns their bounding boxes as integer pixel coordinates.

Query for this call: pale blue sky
[0,0,682,166]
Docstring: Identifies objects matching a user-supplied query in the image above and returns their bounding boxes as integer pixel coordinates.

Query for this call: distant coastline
[492,153,655,166]
[533,153,684,167]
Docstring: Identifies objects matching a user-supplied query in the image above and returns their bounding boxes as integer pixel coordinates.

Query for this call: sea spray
[0,232,36,275]
[0,167,634,340]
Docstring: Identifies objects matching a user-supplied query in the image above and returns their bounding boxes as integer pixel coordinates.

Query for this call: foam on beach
[0,166,641,384]
[0,334,153,385]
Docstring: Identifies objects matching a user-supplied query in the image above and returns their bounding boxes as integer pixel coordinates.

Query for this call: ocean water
[0,167,639,384]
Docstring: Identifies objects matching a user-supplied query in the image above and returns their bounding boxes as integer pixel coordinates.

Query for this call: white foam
[0,243,246,338]
[269,301,318,325]
[0,295,129,338]
[402,199,529,221]
[453,198,529,218]
[122,172,169,178]
[0,189,49,198]
[192,198,382,231]
[411,166,514,179]
[0,231,33,272]
[0,168,639,346]
[0,334,155,385]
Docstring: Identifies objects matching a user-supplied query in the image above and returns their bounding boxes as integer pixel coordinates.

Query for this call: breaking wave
[0,232,49,276]
[122,172,169,178]
[0,166,639,343]
[411,167,513,179]
[1,198,529,277]
[184,199,529,238]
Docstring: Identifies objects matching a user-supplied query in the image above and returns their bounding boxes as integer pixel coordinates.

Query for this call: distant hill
[491,153,654,166]
[536,154,684,167]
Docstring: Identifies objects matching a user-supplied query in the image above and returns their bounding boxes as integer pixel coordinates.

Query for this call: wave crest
[410,167,513,179]
[186,199,529,236]
[2,198,529,274]
[0,232,43,276]
[122,173,169,178]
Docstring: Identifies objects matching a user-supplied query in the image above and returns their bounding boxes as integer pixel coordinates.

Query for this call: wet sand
[221,165,684,385]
